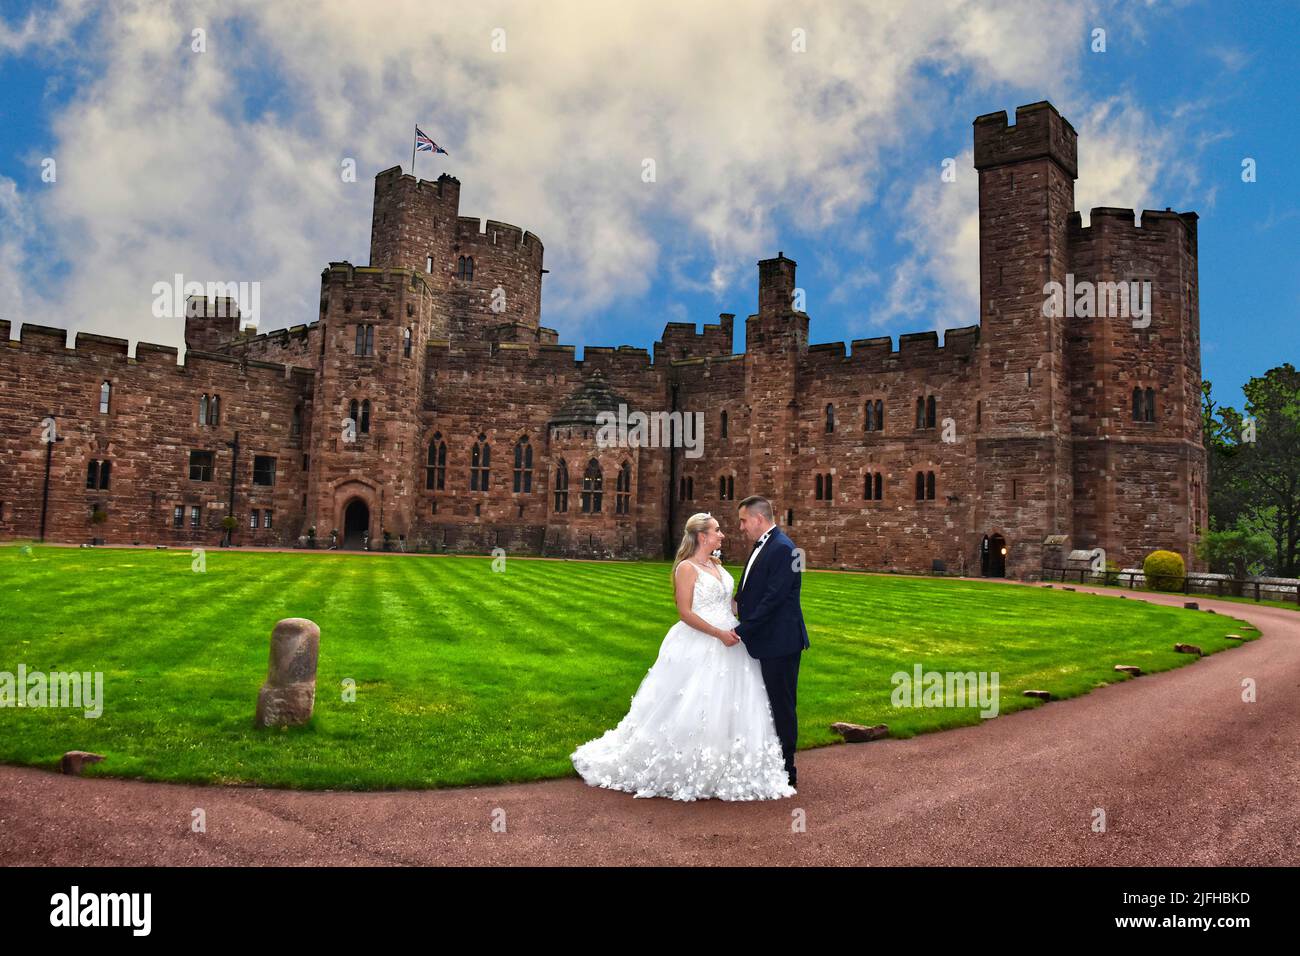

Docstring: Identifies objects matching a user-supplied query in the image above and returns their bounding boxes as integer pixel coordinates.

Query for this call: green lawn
[0,543,1259,790]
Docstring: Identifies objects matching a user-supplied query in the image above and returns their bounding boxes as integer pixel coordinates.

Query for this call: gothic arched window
[554,459,569,513]
[616,461,632,514]
[513,436,533,493]
[471,434,490,491]
[582,458,603,513]
[99,381,111,414]
[360,399,371,434]
[426,432,446,490]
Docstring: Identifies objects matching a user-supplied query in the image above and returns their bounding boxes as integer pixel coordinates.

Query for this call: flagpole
[411,126,417,177]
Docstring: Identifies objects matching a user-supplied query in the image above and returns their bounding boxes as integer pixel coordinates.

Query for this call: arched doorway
[981,533,1007,577]
[343,498,370,550]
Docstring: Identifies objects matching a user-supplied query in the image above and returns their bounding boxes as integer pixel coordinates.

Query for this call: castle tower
[744,252,808,523]
[1066,204,1205,568]
[368,166,546,345]
[972,101,1078,577]
[304,262,435,547]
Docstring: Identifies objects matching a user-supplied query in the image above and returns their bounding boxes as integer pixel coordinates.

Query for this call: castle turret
[972,101,1078,577]
[744,253,807,522]
[367,166,546,345]
[304,262,435,546]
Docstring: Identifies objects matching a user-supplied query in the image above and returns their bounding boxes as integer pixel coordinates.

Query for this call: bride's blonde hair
[672,512,719,578]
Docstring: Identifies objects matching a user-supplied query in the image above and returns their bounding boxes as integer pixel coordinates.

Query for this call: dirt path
[2,583,1297,866]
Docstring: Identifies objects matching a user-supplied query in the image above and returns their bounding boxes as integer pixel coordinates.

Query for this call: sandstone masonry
[0,101,1207,578]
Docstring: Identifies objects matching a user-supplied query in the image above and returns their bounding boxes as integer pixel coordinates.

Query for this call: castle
[0,101,1207,578]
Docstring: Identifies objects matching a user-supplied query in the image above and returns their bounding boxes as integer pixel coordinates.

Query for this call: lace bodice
[681,560,737,628]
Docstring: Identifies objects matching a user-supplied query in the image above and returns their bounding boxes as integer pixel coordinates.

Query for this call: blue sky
[0,0,1296,410]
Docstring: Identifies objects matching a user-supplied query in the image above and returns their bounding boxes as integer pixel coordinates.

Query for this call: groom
[729,495,810,789]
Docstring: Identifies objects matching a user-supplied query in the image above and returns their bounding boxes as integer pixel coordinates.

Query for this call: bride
[571,512,796,801]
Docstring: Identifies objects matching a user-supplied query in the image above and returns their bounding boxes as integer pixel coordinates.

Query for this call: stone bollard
[254,618,320,728]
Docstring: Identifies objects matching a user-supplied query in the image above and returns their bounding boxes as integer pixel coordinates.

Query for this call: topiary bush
[1143,549,1186,592]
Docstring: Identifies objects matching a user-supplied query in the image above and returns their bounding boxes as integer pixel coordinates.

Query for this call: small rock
[1205,609,1216,614]
[1023,690,1052,700]
[1174,643,1203,656]
[60,751,105,775]
[829,721,889,742]
[1042,584,1054,589]
[1114,665,1142,676]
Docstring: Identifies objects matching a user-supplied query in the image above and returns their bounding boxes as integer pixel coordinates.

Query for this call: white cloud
[0,0,1181,353]
[868,88,1186,339]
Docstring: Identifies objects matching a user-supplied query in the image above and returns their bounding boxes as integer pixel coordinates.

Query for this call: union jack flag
[415,126,448,154]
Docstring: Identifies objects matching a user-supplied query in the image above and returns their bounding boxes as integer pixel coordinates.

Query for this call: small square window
[189,450,214,482]
[253,456,276,486]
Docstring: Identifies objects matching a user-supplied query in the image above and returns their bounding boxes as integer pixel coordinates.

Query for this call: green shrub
[1143,549,1186,592]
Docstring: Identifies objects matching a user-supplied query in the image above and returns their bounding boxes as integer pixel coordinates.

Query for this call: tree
[1201,380,1249,531]
[1206,366,1300,576]
[1195,525,1273,594]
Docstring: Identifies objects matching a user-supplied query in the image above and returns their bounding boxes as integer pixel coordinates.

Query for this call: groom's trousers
[759,650,801,781]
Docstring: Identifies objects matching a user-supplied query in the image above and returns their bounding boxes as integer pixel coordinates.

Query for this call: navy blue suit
[734,526,809,785]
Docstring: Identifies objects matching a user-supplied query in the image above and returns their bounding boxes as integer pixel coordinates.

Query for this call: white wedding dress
[571,560,796,801]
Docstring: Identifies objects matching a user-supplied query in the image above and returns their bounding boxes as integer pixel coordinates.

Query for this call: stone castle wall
[0,101,1207,577]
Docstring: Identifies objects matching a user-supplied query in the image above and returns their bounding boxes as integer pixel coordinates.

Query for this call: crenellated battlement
[373,165,461,204]
[1068,207,1199,255]
[319,262,433,310]
[799,325,981,374]
[1,321,314,385]
[654,313,734,364]
[454,216,545,259]
[974,100,1078,178]
[73,332,131,357]
[424,333,664,374]
[230,321,318,348]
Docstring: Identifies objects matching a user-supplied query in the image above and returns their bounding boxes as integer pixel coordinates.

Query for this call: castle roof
[548,369,631,427]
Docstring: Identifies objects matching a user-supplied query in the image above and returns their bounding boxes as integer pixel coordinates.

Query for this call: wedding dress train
[571,561,796,801]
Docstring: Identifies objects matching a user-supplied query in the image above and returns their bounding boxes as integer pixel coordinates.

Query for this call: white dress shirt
[740,525,775,591]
